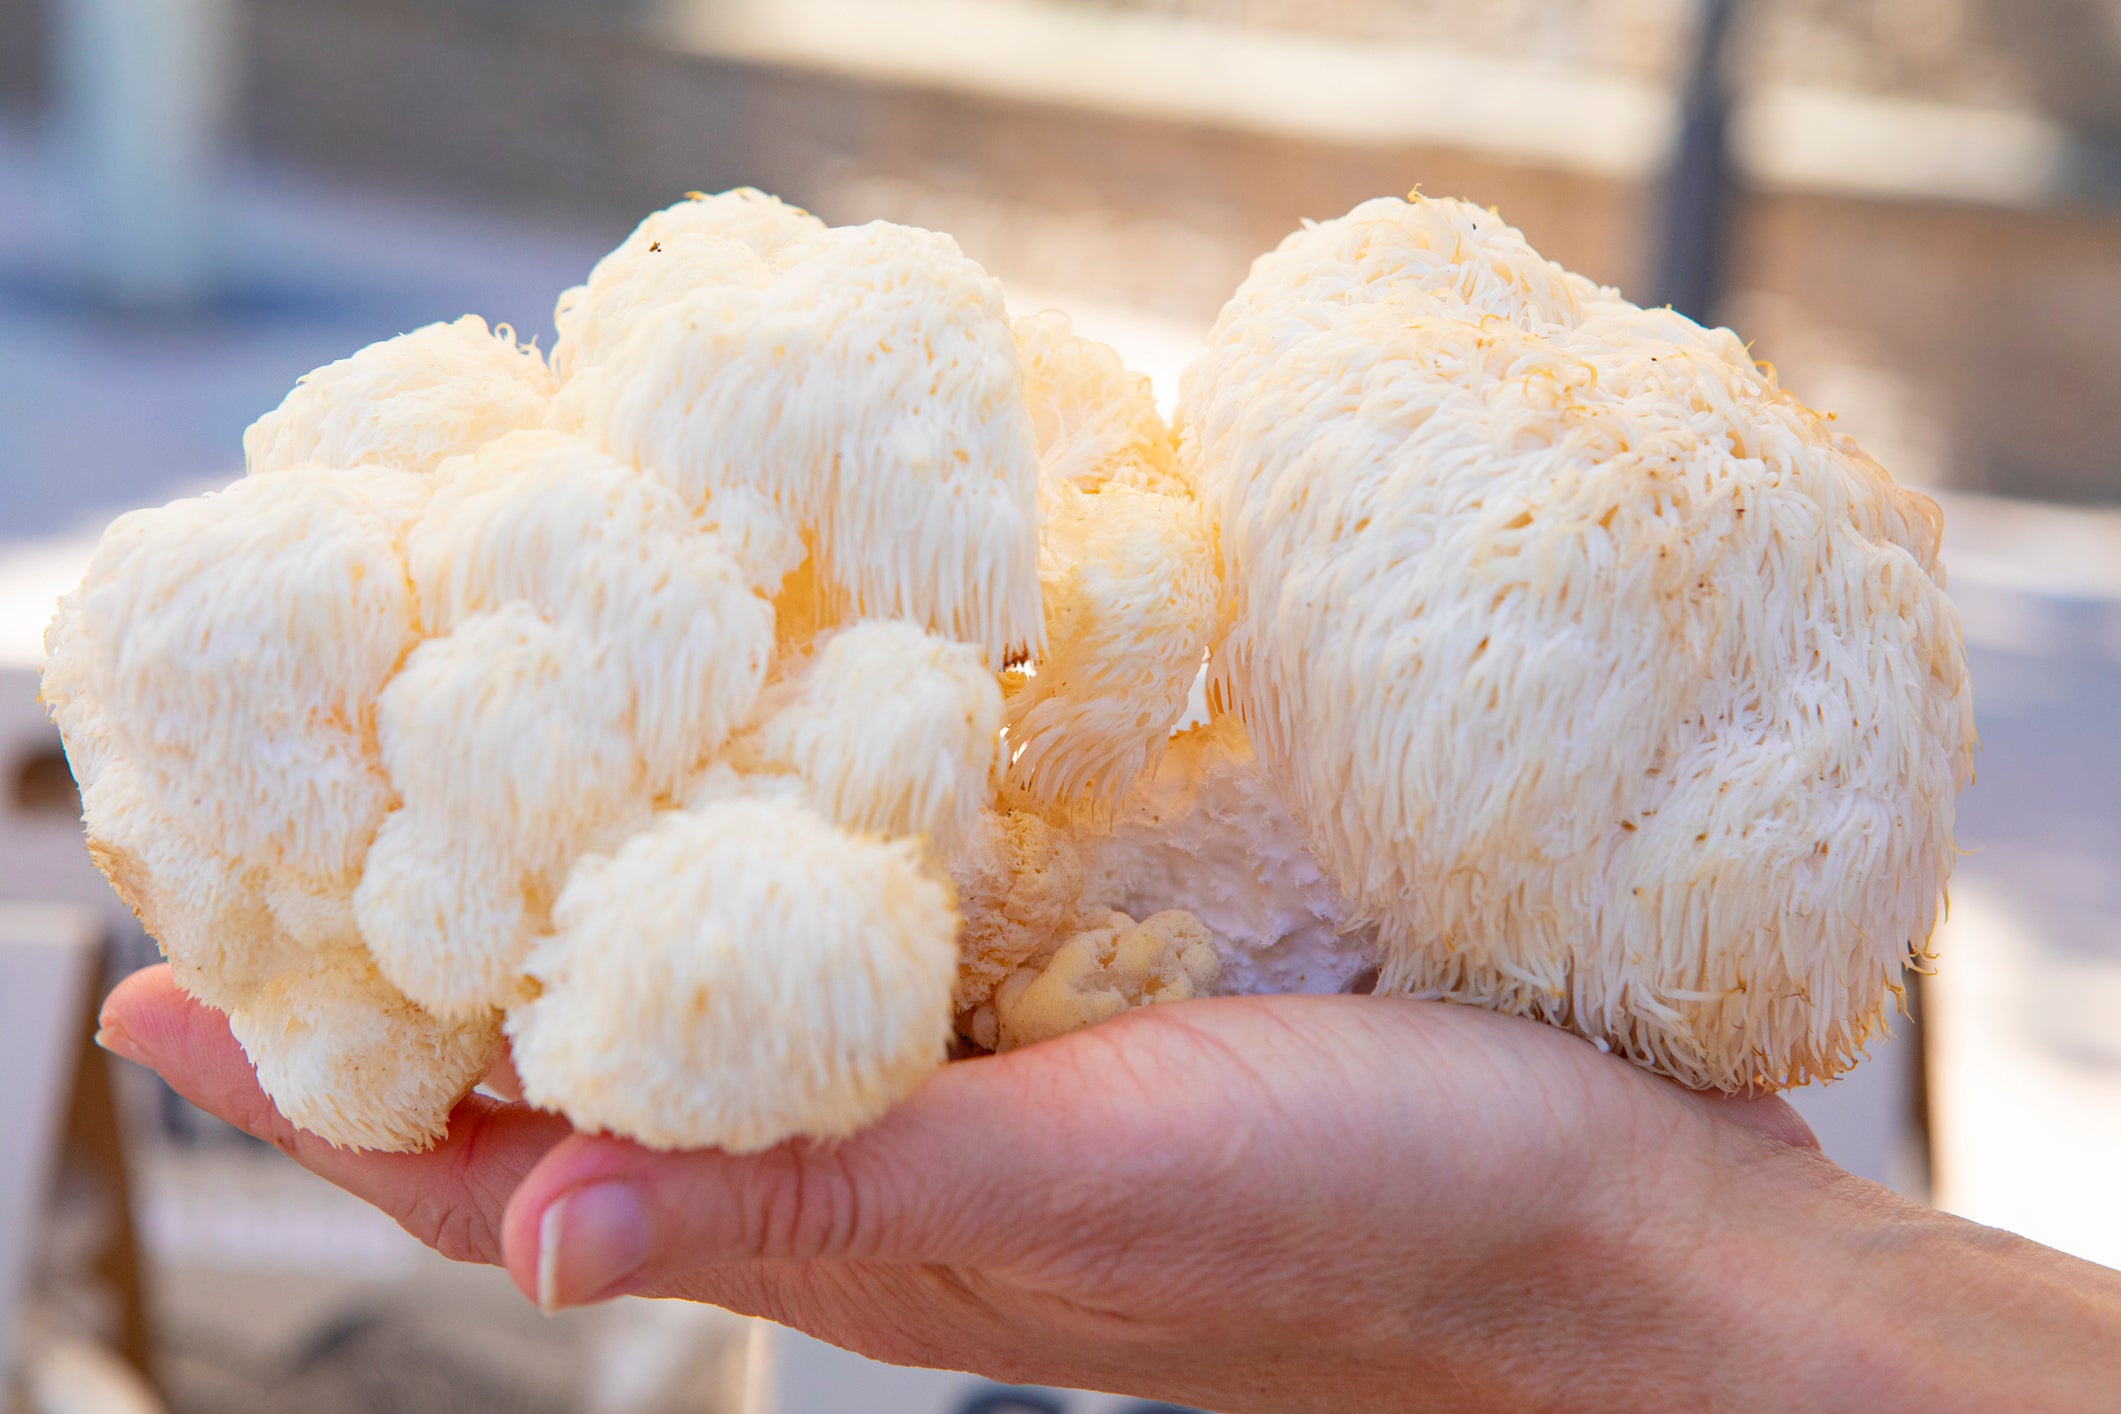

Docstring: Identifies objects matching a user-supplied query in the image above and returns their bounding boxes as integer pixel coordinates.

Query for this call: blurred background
[2,1,2119,1410]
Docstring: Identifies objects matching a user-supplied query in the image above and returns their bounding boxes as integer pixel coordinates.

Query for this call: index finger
[98,964,572,1267]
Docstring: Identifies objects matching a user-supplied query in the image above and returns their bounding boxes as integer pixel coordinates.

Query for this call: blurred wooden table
[1,902,158,1409]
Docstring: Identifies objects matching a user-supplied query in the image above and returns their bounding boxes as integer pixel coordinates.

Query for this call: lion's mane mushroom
[507,795,961,1153]
[42,186,1974,1158]
[43,191,1224,1153]
[1177,194,1976,1090]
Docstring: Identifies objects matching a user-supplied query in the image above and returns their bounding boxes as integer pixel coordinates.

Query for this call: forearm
[1037,1045,2121,1413]
[1723,1163,2119,1408]
[1301,1139,2121,1413]
[1600,1143,2121,1412]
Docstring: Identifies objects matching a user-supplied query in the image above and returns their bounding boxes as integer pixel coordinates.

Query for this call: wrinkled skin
[101,966,2121,1413]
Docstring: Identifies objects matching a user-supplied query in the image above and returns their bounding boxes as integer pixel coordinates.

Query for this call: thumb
[499,1049,1118,1312]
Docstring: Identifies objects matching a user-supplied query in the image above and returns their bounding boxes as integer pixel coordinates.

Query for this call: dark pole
[1652,0,1743,324]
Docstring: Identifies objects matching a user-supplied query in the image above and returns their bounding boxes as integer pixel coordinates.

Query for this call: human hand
[93,965,2115,1412]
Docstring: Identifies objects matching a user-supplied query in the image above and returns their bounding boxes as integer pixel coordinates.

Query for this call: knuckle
[750,1145,866,1263]
[395,1189,490,1265]
[391,1108,508,1265]
[234,1091,304,1161]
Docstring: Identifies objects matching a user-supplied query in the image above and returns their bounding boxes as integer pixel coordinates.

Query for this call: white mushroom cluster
[44,188,1974,1152]
[1178,195,1976,1090]
[47,191,1217,1152]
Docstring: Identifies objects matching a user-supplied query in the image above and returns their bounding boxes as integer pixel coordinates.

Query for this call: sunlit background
[3,2,2119,1411]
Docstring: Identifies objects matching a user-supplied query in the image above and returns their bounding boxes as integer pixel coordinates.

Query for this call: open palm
[102,965,1861,1412]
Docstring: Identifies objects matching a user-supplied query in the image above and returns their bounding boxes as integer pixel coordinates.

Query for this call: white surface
[21,1330,166,1414]
[1735,85,2070,207]
[1937,491,2121,604]
[0,531,101,672]
[583,1300,763,1414]
[1929,880,2121,1271]
[774,1329,1173,1413]
[672,0,1669,177]
[669,0,2081,206]
[1936,491,2121,665]
[0,901,103,1392]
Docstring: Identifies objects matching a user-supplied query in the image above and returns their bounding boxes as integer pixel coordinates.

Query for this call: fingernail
[94,1023,143,1065]
[537,1183,650,1314]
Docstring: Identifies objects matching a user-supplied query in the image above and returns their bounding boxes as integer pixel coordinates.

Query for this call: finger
[499,992,1504,1314]
[99,965,572,1265]
[498,1019,1212,1312]
[500,1068,1040,1312]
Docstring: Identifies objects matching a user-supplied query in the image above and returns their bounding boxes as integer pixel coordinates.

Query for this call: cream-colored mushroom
[508,796,960,1152]
[41,468,427,1013]
[355,605,644,1020]
[949,808,1086,1014]
[1069,717,1376,999]
[1004,479,1217,809]
[1001,312,1217,810]
[244,315,553,476]
[561,212,1044,666]
[986,908,1221,1052]
[742,620,1002,854]
[1180,194,1975,1091]
[551,188,827,380]
[229,952,503,1153]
